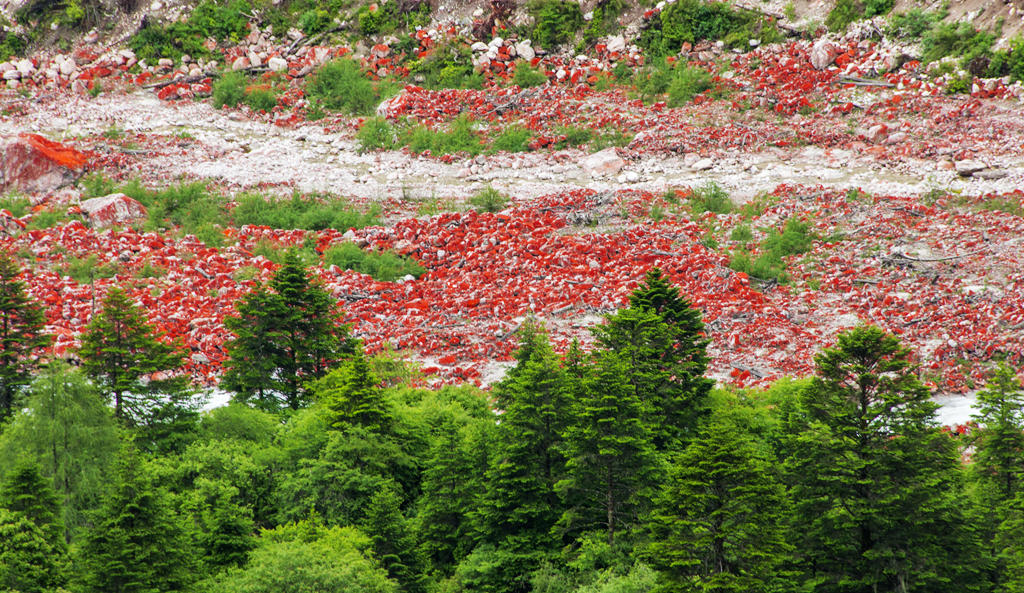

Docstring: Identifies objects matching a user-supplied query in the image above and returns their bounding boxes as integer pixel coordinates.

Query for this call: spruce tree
[593,268,712,450]
[786,325,988,592]
[0,254,50,424]
[78,287,190,425]
[76,443,195,593]
[0,462,65,549]
[223,252,351,411]
[362,484,428,593]
[971,363,1024,501]
[646,408,793,593]
[317,345,392,432]
[0,508,68,593]
[557,350,659,546]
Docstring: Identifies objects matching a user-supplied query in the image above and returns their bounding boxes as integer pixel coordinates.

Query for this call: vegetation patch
[639,0,782,55]
[729,217,815,284]
[232,192,382,231]
[306,59,393,116]
[322,242,426,281]
[528,0,584,49]
[467,186,509,213]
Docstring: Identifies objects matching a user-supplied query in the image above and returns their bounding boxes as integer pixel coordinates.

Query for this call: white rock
[581,147,626,177]
[247,52,262,68]
[606,35,626,53]
[954,159,986,177]
[515,40,535,61]
[471,41,489,52]
[59,60,76,76]
[231,56,250,71]
[692,158,714,171]
[810,39,839,70]
[489,36,504,48]
[16,59,34,75]
[625,171,640,182]
[157,58,174,68]
[2,70,20,81]
[267,56,288,72]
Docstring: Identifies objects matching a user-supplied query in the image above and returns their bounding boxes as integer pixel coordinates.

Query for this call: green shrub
[406,42,484,90]
[403,115,483,156]
[26,210,70,230]
[554,125,593,149]
[356,117,396,152]
[667,65,713,106]
[762,217,814,256]
[490,126,533,153]
[921,21,995,66]
[468,186,509,213]
[825,0,863,32]
[298,9,331,35]
[581,0,625,46]
[639,0,774,55]
[528,0,583,49]
[232,192,381,230]
[127,0,250,61]
[511,62,548,88]
[729,217,815,284]
[62,254,119,284]
[322,243,426,282]
[864,0,893,18]
[213,71,247,109]
[244,87,278,112]
[305,59,380,115]
[689,181,732,214]
[730,224,753,242]
[589,127,632,151]
[886,8,944,39]
[0,195,30,218]
[0,32,27,61]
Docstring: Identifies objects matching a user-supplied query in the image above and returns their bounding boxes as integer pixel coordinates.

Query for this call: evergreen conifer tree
[317,345,392,432]
[223,252,351,411]
[0,462,65,549]
[0,254,50,424]
[0,508,68,593]
[971,363,1024,501]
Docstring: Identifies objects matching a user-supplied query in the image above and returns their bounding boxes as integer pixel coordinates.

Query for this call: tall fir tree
[0,254,50,424]
[362,484,428,593]
[0,508,68,593]
[557,350,660,546]
[646,407,793,593]
[223,252,352,411]
[474,323,572,591]
[77,287,191,426]
[593,268,712,450]
[0,462,65,549]
[785,325,988,592]
[971,362,1024,501]
[76,442,196,593]
[316,345,392,432]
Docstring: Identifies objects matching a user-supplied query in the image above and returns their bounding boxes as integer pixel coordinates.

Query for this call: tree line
[1,252,1023,593]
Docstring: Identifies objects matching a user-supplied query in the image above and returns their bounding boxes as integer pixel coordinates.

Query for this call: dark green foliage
[76,444,196,593]
[1,462,65,547]
[864,0,893,17]
[646,405,792,592]
[212,71,247,109]
[78,287,192,427]
[528,0,583,49]
[232,192,381,231]
[406,42,484,90]
[475,323,572,588]
[582,0,625,47]
[511,62,548,88]
[223,253,352,411]
[666,65,713,106]
[689,180,732,214]
[357,116,397,152]
[594,268,714,450]
[127,0,250,61]
[490,126,534,152]
[553,125,594,149]
[825,0,863,32]
[921,21,996,66]
[729,217,814,284]
[556,350,659,545]
[0,509,68,593]
[244,87,279,112]
[886,7,945,39]
[468,186,509,213]
[0,364,120,542]
[785,325,988,592]
[0,254,49,423]
[321,243,426,282]
[306,59,380,115]
[0,31,27,61]
[640,0,778,55]
[298,8,331,35]
[361,485,428,593]
[971,363,1024,502]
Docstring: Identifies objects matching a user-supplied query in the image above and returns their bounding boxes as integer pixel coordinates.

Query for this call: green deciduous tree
[78,287,193,428]
[75,443,196,593]
[646,405,793,593]
[223,252,352,411]
[0,364,120,542]
[785,325,987,592]
[557,350,660,546]
[593,268,713,450]
[0,254,50,424]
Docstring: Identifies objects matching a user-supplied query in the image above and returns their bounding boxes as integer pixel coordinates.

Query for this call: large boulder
[581,147,626,177]
[0,133,89,194]
[810,39,840,70]
[79,193,148,228]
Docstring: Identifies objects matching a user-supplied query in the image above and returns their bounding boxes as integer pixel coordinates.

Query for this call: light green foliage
[970,363,1024,502]
[490,126,534,153]
[232,192,381,230]
[306,59,381,115]
[315,346,393,432]
[60,254,119,284]
[689,181,732,214]
[298,8,331,34]
[404,115,483,156]
[666,65,713,106]
[554,125,594,149]
[825,0,863,32]
[0,508,68,593]
[322,243,426,282]
[128,0,251,61]
[639,0,781,55]
[0,254,49,423]
[729,224,753,242]
[511,62,548,88]
[729,217,814,284]
[244,87,279,112]
[468,186,509,213]
[406,42,484,90]
[528,0,583,49]
[785,325,988,591]
[887,7,945,38]
[357,116,397,152]
[0,364,120,541]
[224,254,352,411]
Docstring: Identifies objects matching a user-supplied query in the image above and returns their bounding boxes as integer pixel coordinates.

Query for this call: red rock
[79,193,148,228]
[0,134,88,194]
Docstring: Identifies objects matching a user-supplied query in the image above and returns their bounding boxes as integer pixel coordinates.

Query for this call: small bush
[864,0,894,18]
[529,0,583,49]
[825,0,863,32]
[213,71,247,109]
[322,243,426,282]
[403,115,483,156]
[921,22,995,66]
[730,217,815,284]
[356,117,396,153]
[407,42,484,90]
[62,254,119,284]
[667,65,713,106]
[26,210,70,230]
[244,87,278,112]
[127,0,250,61]
[306,59,379,115]
[468,186,509,213]
[730,224,753,242]
[490,126,533,153]
[689,181,732,214]
[554,126,593,149]
[639,0,775,55]
[232,192,381,231]
[0,32,27,62]
[886,8,944,39]
[511,62,548,88]
[299,9,331,35]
